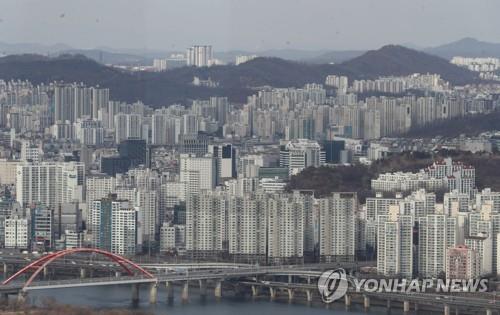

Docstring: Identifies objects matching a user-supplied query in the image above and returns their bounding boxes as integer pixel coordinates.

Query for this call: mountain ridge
[332,45,477,84]
[424,37,500,59]
[3,37,500,65]
[0,45,480,106]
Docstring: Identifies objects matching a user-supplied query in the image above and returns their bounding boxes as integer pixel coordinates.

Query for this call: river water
[27,284,403,315]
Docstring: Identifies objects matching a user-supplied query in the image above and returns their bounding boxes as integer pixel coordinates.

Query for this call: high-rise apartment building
[319,192,357,262]
[366,193,401,221]
[377,206,414,278]
[228,193,267,262]
[424,158,475,196]
[31,205,53,251]
[151,114,176,145]
[160,223,185,252]
[74,119,104,146]
[186,45,213,67]
[16,162,85,209]
[114,113,142,144]
[325,75,349,94]
[279,139,325,176]
[267,194,305,264]
[111,203,137,256]
[399,189,436,218]
[465,234,493,276]
[54,84,109,122]
[208,144,237,184]
[136,190,158,245]
[89,194,137,255]
[446,245,481,280]
[4,216,29,249]
[180,153,216,195]
[185,191,228,258]
[20,141,41,163]
[418,214,458,278]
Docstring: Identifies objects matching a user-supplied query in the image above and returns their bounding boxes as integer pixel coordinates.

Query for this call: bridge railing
[24,275,157,289]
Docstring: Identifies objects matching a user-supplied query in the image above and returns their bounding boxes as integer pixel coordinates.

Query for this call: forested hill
[0,45,479,106]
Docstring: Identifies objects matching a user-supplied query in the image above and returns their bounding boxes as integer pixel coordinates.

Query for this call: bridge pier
[214,280,222,298]
[444,304,450,315]
[287,288,294,302]
[251,285,259,297]
[199,279,207,297]
[181,281,189,303]
[269,287,277,300]
[288,275,292,283]
[363,295,370,310]
[344,294,351,308]
[131,283,140,305]
[3,263,7,277]
[43,266,48,279]
[165,281,174,304]
[149,283,157,304]
[115,271,121,278]
[386,299,391,310]
[403,300,410,313]
[80,268,86,279]
[305,289,312,303]
[486,309,492,315]
[17,291,27,304]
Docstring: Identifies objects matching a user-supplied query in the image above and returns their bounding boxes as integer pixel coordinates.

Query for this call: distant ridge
[303,50,366,64]
[0,41,72,55]
[0,54,125,84]
[425,37,500,59]
[0,45,480,106]
[333,45,478,85]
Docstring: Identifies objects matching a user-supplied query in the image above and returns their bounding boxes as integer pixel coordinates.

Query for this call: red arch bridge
[0,249,374,306]
[2,248,155,288]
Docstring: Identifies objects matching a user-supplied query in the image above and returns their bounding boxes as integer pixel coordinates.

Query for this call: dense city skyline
[0,0,500,51]
[1,2,500,313]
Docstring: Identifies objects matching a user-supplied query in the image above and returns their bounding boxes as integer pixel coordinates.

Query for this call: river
[27,284,405,315]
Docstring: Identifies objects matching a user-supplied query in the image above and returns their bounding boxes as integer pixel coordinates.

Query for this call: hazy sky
[0,0,499,51]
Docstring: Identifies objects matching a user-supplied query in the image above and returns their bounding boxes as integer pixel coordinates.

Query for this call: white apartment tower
[465,234,493,276]
[160,223,186,252]
[377,205,414,279]
[86,175,117,206]
[319,192,357,262]
[16,162,85,209]
[136,190,158,244]
[20,141,41,163]
[179,154,217,195]
[267,194,305,264]
[89,197,137,255]
[111,204,137,256]
[418,214,458,278]
[4,216,29,249]
[151,114,176,145]
[227,193,267,261]
[114,113,142,144]
[208,143,237,184]
[186,45,213,67]
[366,193,401,221]
[399,189,436,218]
[185,191,228,258]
